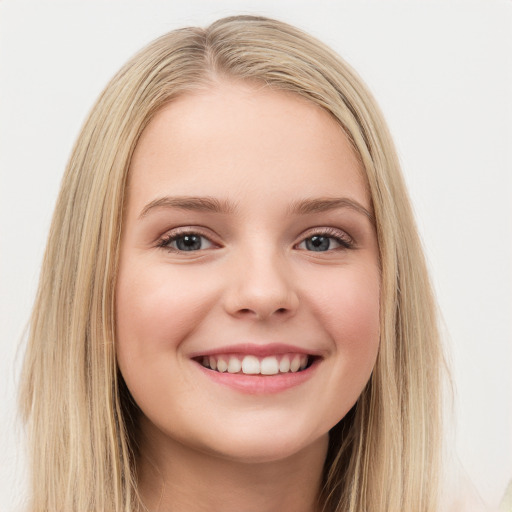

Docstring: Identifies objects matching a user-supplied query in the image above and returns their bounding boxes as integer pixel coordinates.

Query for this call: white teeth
[260,356,279,375]
[279,355,290,373]
[202,354,312,374]
[216,357,228,373]
[242,355,260,374]
[228,356,242,373]
[290,355,301,373]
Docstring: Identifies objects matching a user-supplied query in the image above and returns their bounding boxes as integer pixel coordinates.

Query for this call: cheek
[309,263,380,379]
[114,261,223,427]
[315,262,379,325]
[115,261,216,363]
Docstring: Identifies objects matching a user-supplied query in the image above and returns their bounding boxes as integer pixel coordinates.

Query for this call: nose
[223,249,299,321]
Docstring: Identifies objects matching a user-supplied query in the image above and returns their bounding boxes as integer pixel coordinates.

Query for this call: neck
[137,421,328,512]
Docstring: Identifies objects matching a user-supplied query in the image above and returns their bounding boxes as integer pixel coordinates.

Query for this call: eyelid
[156,226,221,251]
[155,225,354,252]
[295,226,354,249]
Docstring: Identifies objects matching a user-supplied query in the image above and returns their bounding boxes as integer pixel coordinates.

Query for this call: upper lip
[188,343,325,359]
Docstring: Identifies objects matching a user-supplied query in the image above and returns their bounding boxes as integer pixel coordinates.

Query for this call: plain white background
[1,1,510,510]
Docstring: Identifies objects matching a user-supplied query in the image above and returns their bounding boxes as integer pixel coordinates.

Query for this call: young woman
[19,15,446,512]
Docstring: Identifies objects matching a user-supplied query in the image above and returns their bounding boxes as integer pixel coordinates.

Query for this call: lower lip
[194,359,319,394]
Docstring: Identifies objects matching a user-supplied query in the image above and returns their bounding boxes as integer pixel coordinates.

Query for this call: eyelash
[156,227,216,253]
[156,227,354,253]
[297,227,354,251]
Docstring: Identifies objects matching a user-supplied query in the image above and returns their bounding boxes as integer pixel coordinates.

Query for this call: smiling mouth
[195,353,316,375]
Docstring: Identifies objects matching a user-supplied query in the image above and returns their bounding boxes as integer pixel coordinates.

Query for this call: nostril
[236,307,288,317]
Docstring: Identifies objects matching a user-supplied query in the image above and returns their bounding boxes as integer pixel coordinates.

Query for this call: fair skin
[116,80,381,512]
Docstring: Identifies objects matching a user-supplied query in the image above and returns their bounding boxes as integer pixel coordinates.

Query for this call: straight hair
[19,15,445,511]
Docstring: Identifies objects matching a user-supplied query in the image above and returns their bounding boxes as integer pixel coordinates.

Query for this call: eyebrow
[138,196,237,219]
[288,197,374,221]
[138,195,373,221]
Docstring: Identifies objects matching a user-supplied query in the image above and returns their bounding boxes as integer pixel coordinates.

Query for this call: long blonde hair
[19,15,445,512]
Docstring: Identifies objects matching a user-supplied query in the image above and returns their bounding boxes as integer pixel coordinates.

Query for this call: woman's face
[116,81,380,464]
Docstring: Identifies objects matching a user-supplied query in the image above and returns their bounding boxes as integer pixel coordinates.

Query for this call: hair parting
[19,15,446,512]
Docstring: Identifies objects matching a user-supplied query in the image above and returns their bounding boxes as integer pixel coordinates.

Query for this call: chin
[192,424,329,465]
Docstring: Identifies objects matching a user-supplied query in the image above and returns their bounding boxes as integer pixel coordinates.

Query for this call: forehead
[127,81,369,210]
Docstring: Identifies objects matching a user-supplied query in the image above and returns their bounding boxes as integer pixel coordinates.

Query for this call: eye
[296,229,353,252]
[158,231,215,252]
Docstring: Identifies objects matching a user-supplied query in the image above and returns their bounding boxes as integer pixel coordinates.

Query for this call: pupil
[177,235,201,251]
[306,236,330,251]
